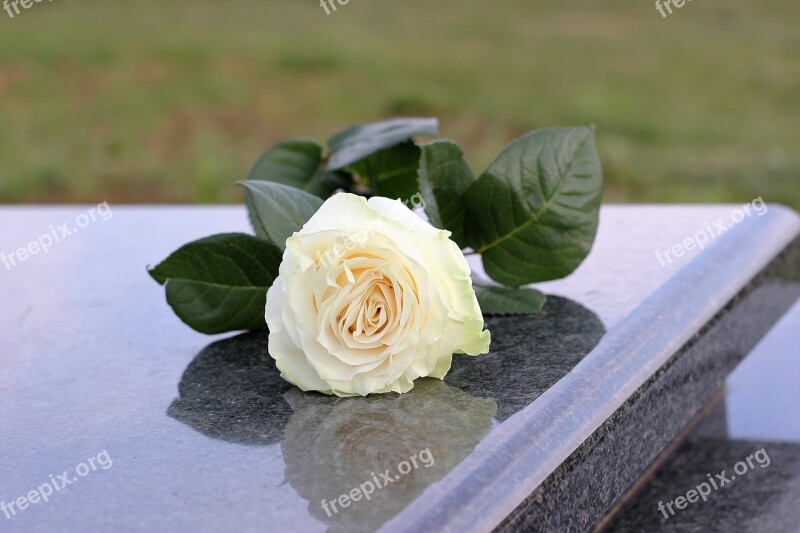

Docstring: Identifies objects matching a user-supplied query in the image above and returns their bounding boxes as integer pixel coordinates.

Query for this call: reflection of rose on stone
[281,379,496,532]
[167,331,293,446]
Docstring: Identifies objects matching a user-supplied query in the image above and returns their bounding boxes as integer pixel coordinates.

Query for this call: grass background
[0,0,797,206]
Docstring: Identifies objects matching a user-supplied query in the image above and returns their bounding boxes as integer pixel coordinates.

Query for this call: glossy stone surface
[599,300,800,532]
[394,208,799,533]
[0,205,797,532]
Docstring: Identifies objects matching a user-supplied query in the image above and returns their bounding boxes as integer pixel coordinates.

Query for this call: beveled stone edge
[380,205,800,533]
[498,240,800,531]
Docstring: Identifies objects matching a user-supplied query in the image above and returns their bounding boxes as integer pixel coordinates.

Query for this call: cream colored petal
[265,191,491,397]
[265,279,333,393]
[428,354,453,379]
[367,196,442,238]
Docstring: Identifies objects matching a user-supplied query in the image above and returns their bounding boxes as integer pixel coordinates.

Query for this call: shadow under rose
[446,295,606,421]
[167,296,605,531]
[167,330,294,445]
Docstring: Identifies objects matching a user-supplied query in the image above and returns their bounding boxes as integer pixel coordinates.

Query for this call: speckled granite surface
[0,206,797,533]
[385,210,799,533]
[165,298,604,533]
[600,299,800,532]
[497,244,800,532]
[602,420,800,533]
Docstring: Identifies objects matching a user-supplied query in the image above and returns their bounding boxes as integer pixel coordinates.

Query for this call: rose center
[350,280,394,338]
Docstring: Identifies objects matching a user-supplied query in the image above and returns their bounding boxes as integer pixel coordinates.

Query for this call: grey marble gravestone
[0,204,797,533]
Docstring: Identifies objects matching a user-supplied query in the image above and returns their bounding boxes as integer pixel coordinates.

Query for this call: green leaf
[418,139,476,247]
[326,117,438,171]
[474,284,547,316]
[464,127,602,287]
[348,141,422,201]
[149,233,281,334]
[247,139,330,198]
[238,180,323,249]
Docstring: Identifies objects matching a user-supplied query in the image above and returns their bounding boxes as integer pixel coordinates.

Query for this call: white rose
[265,192,490,397]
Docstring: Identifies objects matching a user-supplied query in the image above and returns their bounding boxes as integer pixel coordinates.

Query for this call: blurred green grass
[0,0,797,206]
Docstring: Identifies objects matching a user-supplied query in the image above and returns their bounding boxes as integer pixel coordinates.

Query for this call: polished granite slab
[397,207,800,533]
[0,204,798,532]
[599,299,800,532]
